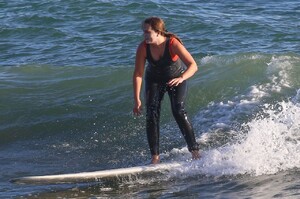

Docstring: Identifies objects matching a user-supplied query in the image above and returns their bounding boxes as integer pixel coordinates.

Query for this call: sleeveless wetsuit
[145,37,199,156]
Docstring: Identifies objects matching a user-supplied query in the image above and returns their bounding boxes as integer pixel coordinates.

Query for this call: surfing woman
[133,17,200,164]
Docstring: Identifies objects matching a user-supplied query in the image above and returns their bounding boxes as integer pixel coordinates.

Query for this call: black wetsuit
[145,38,199,156]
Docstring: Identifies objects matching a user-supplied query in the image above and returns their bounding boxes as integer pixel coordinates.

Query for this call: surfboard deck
[11,161,185,185]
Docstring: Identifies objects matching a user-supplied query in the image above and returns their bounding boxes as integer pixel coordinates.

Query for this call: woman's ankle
[191,150,200,160]
[151,155,160,164]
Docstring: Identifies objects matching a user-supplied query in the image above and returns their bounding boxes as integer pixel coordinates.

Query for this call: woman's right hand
[133,99,142,116]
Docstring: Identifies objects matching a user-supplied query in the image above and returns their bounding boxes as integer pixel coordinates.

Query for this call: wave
[1,53,300,178]
[158,53,300,176]
[0,65,133,145]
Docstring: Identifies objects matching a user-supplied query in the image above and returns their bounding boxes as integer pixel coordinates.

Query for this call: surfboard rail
[11,162,184,185]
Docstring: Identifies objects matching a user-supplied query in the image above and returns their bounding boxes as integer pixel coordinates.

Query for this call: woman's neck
[153,36,166,47]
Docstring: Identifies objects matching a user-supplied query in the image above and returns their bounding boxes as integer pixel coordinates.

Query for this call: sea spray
[164,99,300,178]
[203,99,300,176]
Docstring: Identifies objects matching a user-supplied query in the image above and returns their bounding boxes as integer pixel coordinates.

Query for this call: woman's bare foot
[151,155,160,164]
[191,150,200,160]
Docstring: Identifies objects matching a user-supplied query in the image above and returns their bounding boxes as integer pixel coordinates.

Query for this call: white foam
[168,99,300,177]
[266,55,296,91]
[206,100,300,176]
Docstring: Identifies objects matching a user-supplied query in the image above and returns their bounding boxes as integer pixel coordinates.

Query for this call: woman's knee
[146,104,161,121]
[171,102,186,119]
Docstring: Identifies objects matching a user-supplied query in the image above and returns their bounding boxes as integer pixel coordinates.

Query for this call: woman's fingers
[168,77,183,87]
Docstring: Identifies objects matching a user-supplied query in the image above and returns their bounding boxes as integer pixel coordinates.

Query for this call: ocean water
[1,0,300,198]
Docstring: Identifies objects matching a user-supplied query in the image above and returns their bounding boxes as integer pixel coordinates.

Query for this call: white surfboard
[11,161,185,185]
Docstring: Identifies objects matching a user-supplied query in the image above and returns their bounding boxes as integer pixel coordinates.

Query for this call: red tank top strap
[169,37,179,62]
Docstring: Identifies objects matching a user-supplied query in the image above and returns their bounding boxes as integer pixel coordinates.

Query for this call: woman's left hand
[167,76,184,87]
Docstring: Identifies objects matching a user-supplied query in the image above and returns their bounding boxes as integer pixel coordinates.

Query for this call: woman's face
[142,23,157,44]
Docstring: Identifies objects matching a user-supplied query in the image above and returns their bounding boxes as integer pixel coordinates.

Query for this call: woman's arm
[168,39,198,87]
[133,42,146,115]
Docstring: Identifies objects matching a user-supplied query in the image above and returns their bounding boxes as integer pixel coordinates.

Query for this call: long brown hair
[142,17,183,44]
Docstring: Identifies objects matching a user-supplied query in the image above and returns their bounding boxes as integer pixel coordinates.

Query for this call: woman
[133,17,200,164]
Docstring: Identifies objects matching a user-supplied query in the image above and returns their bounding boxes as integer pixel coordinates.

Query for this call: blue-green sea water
[1,0,300,198]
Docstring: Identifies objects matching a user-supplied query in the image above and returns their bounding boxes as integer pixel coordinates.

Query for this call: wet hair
[142,17,183,44]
